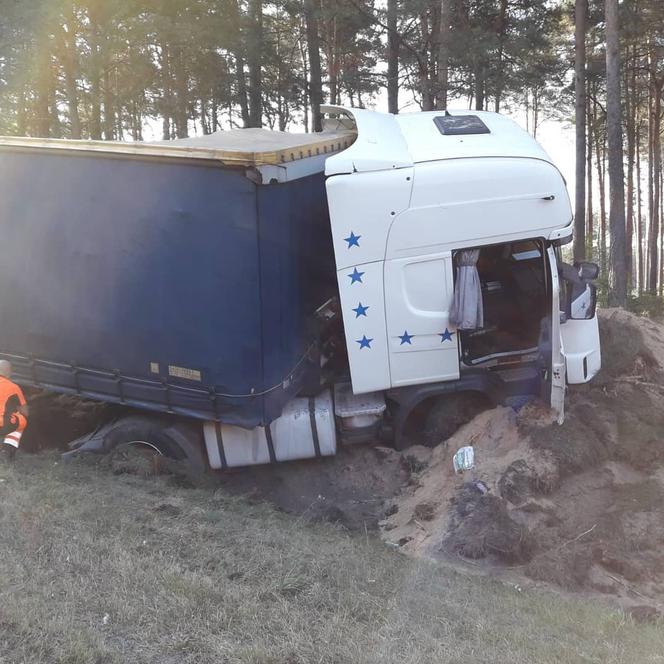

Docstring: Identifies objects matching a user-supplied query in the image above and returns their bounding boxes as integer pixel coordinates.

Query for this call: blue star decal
[344,231,361,248]
[353,302,369,318]
[348,267,364,284]
[439,327,456,343]
[399,330,414,345]
[356,335,373,349]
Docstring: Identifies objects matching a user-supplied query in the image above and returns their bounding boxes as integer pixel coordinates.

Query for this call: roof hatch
[434,114,490,136]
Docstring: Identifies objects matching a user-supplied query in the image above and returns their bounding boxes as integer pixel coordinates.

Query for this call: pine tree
[574,0,587,261]
[604,0,627,305]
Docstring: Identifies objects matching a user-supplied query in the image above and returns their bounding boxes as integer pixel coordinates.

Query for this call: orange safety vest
[0,377,27,448]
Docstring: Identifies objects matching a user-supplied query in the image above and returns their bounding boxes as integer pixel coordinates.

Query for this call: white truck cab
[323,105,600,442]
[199,106,602,463]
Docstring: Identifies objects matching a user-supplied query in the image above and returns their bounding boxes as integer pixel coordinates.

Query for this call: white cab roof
[324,106,554,175]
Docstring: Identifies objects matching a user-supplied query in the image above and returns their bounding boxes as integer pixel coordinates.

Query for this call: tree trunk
[304,0,324,132]
[247,0,263,128]
[586,78,594,258]
[201,98,210,134]
[594,105,607,271]
[573,0,587,262]
[88,4,103,140]
[474,62,485,111]
[435,0,449,110]
[35,44,52,138]
[299,30,310,131]
[660,166,664,295]
[625,47,636,291]
[48,73,61,137]
[327,15,339,106]
[57,20,82,139]
[235,52,250,128]
[419,12,434,111]
[493,0,509,113]
[171,26,189,139]
[212,98,219,132]
[604,0,627,306]
[649,88,661,293]
[16,80,27,136]
[647,39,662,294]
[387,0,399,114]
[103,66,115,140]
[229,0,250,127]
[601,144,607,269]
[100,24,114,140]
[420,75,434,111]
[275,28,287,131]
[647,84,653,285]
[636,121,644,291]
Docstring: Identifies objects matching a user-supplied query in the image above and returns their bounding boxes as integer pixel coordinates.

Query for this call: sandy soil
[381,308,664,620]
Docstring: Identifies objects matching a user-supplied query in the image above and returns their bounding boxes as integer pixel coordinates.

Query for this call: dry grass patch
[0,452,661,663]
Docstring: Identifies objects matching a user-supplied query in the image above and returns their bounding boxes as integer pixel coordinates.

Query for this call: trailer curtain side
[0,147,337,427]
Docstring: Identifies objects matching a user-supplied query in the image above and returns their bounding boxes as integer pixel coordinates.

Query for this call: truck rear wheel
[102,416,206,474]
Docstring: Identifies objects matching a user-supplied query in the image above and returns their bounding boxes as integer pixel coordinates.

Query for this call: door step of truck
[334,382,386,431]
[491,365,541,399]
[494,366,540,383]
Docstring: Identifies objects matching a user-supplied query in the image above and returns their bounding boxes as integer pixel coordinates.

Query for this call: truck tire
[421,392,489,447]
[102,416,207,474]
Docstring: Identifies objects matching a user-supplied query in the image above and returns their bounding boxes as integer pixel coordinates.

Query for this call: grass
[0,453,662,663]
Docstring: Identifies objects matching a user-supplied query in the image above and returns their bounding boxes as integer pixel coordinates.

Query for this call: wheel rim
[121,440,163,456]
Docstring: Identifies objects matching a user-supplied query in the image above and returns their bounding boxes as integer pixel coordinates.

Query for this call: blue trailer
[0,107,600,469]
[0,131,350,426]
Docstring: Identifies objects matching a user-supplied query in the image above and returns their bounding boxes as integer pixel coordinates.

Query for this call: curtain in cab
[450,249,483,330]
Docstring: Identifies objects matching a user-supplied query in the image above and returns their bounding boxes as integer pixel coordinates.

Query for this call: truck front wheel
[102,416,207,474]
[421,392,489,447]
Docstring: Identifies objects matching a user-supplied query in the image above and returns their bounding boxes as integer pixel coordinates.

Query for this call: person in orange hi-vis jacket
[0,360,28,461]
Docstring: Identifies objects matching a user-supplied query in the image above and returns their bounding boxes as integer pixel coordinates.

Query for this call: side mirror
[569,282,597,320]
[575,261,599,281]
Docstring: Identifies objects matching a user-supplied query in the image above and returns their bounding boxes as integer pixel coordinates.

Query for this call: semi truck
[0,106,601,470]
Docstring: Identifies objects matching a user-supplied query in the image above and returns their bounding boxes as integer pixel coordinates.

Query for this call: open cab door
[547,247,567,422]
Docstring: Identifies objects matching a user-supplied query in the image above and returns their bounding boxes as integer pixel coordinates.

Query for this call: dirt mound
[445,483,534,563]
[382,309,664,613]
[596,307,664,383]
[20,393,120,453]
[220,444,409,531]
[381,404,557,562]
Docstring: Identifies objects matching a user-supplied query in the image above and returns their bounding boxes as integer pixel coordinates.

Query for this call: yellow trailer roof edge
[0,130,356,167]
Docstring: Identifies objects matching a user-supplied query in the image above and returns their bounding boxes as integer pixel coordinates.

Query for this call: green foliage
[0,1,298,137]
[0,0,574,138]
